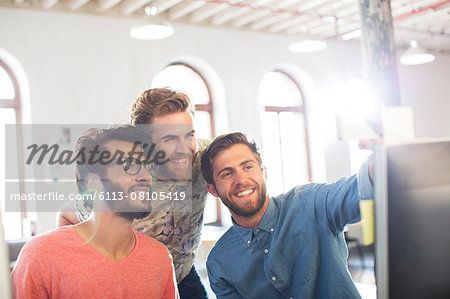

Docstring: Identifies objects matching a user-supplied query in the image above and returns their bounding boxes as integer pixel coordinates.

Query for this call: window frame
[0,58,26,238]
[262,69,313,186]
[169,62,216,138]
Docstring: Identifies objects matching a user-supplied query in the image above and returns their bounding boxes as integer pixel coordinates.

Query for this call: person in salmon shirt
[11,125,179,299]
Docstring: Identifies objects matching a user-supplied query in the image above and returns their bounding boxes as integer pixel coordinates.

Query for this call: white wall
[1,7,449,233]
[398,56,450,138]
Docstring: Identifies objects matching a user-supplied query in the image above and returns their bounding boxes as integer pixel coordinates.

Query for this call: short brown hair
[130,88,195,124]
[201,132,263,185]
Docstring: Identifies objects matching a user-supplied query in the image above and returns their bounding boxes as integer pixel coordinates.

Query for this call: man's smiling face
[207,143,268,218]
[150,111,197,181]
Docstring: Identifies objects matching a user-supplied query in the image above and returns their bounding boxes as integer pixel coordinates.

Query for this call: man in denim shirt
[201,133,374,299]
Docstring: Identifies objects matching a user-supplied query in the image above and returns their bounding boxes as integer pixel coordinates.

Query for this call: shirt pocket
[277,231,317,284]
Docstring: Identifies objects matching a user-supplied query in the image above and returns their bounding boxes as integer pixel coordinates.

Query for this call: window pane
[261,112,284,196]
[0,108,16,123]
[279,112,309,189]
[261,111,309,195]
[193,111,211,140]
[151,64,210,105]
[0,65,15,99]
[259,71,303,107]
[1,108,22,240]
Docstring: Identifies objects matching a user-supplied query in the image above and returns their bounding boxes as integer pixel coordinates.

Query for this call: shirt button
[247,240,251,244]
[272,276,276,281]
[264,249,269,254]
[270,228,275,232]
[255,228,259,233]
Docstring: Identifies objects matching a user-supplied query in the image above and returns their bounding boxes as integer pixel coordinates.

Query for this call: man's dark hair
[75,125,149,193]
[201,132,263,186]
[129,88,195,124]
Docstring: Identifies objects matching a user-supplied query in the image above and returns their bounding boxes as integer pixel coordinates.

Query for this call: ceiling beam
[151,0,183,14]
[393,0,450,22]
[411,6,450,27]
[169,1,206,20]
[392,0,433,17]
[69,0,91,11]
[41,0,58,9]
[121,0,151,15]
[277,0,304,7]
[232,10,272,28]
[210,0,276,26]
[98,0,122,11]
[308,22,335,35]
[250,0,303,30]
[211,6,250,26]
[313,0,344,14]
[269,15,310,33]
[296,0,329,12]
[190,1,240,23]
[251,12,291,30]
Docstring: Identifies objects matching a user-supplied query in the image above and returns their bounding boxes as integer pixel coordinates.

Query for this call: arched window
[0,58,25,240]
[152,63,214,139]
[152,62,221,225]
[259,70,312,196]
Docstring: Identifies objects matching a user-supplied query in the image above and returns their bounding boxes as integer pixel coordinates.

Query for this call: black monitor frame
[375,139,450,299]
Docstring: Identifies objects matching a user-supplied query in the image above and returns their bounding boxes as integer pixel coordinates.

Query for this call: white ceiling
[2,0,450,52]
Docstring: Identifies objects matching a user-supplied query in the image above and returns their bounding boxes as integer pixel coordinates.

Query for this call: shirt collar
[256,198,278,232]
[231,198,279,244]
[231,218,253,245]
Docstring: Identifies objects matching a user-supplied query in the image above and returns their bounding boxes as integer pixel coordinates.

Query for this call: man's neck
[74,212,135,262]
[232,196,270,228]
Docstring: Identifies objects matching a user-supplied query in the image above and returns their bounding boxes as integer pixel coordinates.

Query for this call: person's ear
[86,173,104,192]
[263,166,268,180]
[207,184,219,197]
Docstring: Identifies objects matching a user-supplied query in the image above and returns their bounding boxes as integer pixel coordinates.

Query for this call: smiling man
[12,126,179,299]
[58,88,210,298]
[201,132,374,299]
[130,89,210,298]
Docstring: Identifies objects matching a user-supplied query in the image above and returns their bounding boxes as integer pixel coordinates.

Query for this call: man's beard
[158,153,193,182]
[218,182,267,218]
[102,182,151,220]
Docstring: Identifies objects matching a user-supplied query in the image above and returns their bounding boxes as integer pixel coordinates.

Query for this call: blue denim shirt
[206,159,374,299]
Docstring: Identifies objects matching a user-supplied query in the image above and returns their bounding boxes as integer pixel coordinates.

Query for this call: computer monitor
[0,214,13,299]
[375,139,450,299]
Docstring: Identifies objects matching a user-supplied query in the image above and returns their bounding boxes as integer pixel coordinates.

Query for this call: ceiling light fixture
[400,40,435,65]
[130,6,174,40]
[289,40,327,53]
